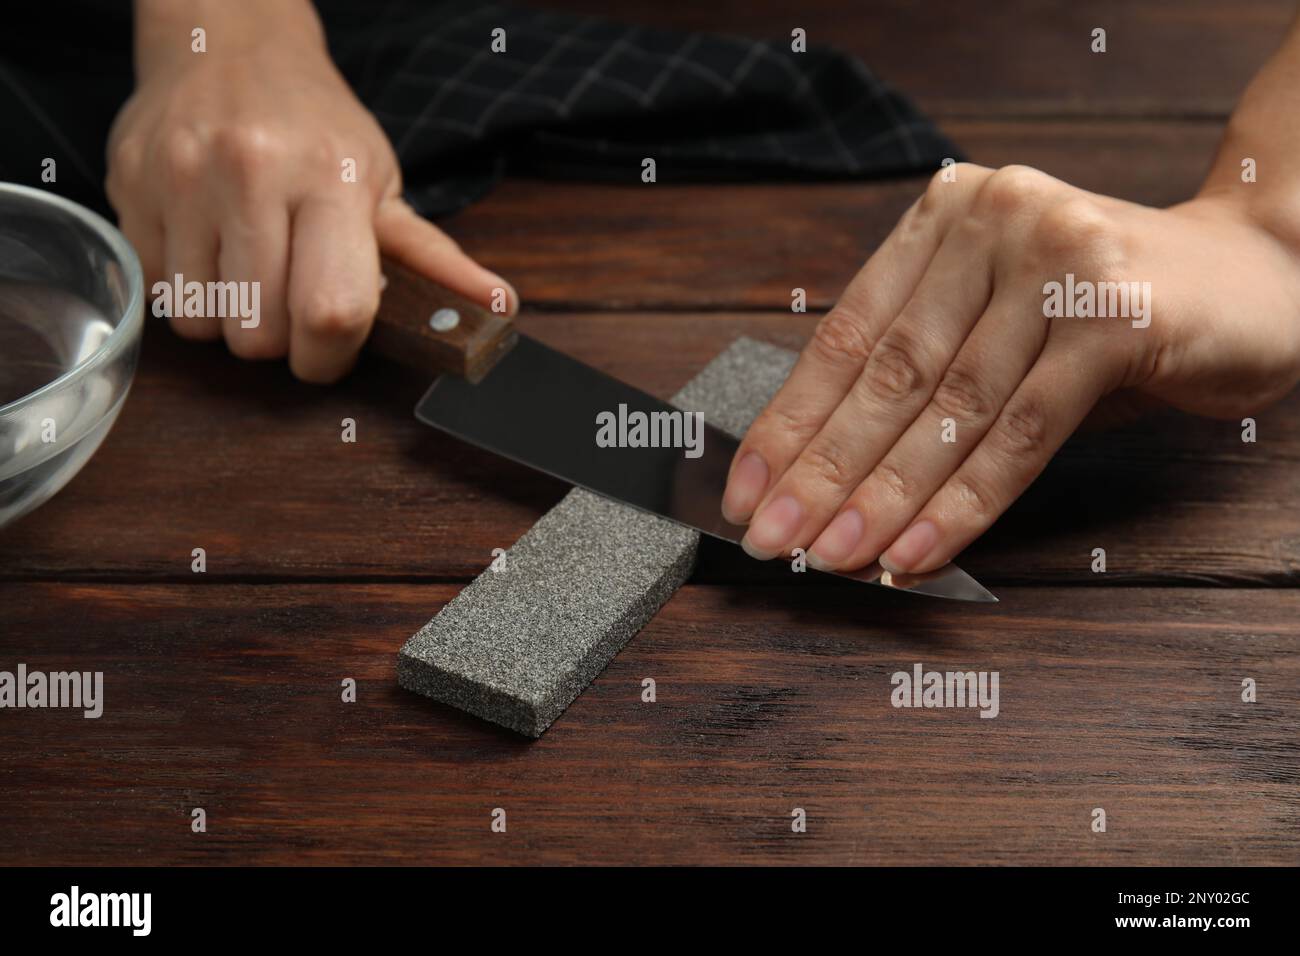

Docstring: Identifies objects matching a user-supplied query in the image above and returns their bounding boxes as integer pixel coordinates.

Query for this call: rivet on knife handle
[368,255,517,382]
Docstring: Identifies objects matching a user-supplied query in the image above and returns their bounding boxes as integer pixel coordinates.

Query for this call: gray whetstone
[397,337,798,736]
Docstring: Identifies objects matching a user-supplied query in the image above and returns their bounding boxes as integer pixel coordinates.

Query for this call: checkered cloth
[0,1,959,217]
[326,0,960,214]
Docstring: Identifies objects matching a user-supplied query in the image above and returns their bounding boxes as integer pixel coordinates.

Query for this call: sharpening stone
[397,337,799,736]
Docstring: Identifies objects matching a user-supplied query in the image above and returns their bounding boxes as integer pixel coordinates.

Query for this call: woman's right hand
[108,0,516,383]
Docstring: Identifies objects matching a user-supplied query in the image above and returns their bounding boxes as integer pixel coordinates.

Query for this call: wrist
[134,0,326,77]
[1195,121,1300,258]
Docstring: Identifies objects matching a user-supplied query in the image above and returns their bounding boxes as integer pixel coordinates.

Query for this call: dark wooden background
[2,0,1297,865]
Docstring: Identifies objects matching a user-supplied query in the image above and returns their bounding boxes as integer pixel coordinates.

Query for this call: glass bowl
[0,182,143,529]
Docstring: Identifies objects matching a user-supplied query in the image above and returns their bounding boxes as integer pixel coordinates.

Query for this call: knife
[369,256,997,603]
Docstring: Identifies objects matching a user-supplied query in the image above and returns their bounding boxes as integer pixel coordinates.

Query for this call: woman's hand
[108,0,515,383]
[721,162,1300,575]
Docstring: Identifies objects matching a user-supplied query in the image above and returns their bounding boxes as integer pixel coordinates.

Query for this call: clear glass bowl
[0,183,143,529]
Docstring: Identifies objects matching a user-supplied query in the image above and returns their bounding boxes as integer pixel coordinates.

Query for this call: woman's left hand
[721,163,1300,575]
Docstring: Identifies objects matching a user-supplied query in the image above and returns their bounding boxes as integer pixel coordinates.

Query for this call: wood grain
[1,583,1293,865]
[1,313,1296,587]
[4,4,1298,868]
[446,122,1225,312]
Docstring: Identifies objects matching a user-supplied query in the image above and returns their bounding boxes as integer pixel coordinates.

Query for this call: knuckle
[950,472,995,520]
[308,138,336,167]
[951,208,994,246]
[932,364,993,422]
[757,402,821,444]
[108,136,145,181]
[975,164,1050,218]
[295,291,374,339]
[873,460,914,502]
[994,396,1050,458]
[810,308,874,367]
[215,125,282,180]
[302,137,345,175]
[861,330,928,402]
[1032,197,1116,262]
[162,129,205,183]
[799,440,857,490]
[920,162,986,212]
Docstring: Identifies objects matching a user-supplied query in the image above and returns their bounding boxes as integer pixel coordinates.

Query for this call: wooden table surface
[3,1,1298,865]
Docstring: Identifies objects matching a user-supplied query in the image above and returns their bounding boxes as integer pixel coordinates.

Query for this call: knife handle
[367,255,517,382]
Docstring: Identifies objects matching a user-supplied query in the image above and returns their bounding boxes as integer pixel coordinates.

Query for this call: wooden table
[2,1,1297,865]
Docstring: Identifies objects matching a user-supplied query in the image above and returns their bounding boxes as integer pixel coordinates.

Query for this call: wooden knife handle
[367,255,517,382]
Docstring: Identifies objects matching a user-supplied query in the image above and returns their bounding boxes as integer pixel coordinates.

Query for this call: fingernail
[489,276,519,316]
[741,495,803,560]
[880,519,939,574]
[807,509,864,570]
[722,451,769,524]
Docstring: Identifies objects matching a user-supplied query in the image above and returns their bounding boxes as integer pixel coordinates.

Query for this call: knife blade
[371,258,996,603]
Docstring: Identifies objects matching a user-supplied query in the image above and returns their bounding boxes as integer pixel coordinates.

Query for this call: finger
[806,289,1049,571]
[739,208,997,561]
[721,163,995,525]
[375,197,518,316]
[106,134,161,287]
[286,196,382,384]
[879,333,1118,575]
[161,219,221,340]
[116,209,163,291]
[158,131,222,341]
[218,201,291,361]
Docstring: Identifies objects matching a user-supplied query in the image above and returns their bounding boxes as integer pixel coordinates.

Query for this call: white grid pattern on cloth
[381,24,903,174]
[331,0,959,211]
[0,0,957,219]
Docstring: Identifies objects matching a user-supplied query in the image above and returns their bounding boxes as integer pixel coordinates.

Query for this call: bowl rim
[0,181,144,416]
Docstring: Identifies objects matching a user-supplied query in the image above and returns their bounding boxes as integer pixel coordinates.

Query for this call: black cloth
[0,1,960,218]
